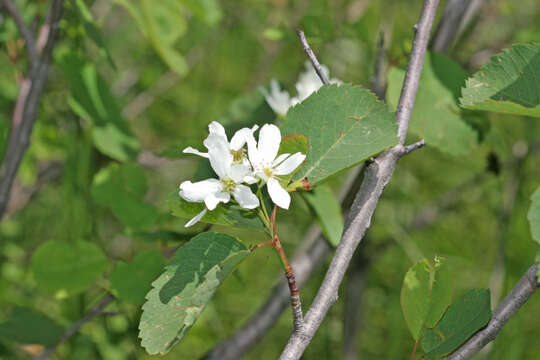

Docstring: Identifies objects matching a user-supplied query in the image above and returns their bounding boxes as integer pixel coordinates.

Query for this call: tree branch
[1,0,38,68]
[296,29,330,85]
[0,0,65,220]
[202,167,363,360]
[443,263,539,360]
[34,293,115,360]
[431,0,485,53]
[280,1,439,358]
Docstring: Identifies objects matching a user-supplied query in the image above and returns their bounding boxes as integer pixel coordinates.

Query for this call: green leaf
[139,232,250,354]
[0,307,64,346]
[387,52,477,156]
[303,184,343,247]
[281,84,398,185]
[110,251,165,305]
[168,193,264,230]
[91,163,158,230]
[181,0,223,26]
[401,257,453,340]
[59,52,140,161]
[423,289,492,356]
[460,44,540,118]
[140,0,188,76]
[401,259,430,340]
[528,186,540,244]
[31,240,107,295]
[425,256,453,328]
[73,0,116,69]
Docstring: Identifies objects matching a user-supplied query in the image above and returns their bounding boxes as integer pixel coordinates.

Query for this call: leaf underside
[460,44,540,118]
[139,232,250,354]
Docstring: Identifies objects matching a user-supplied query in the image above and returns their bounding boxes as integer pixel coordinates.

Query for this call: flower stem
[270,205,304,332]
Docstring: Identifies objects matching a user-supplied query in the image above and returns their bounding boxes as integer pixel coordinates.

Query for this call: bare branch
[370,32,387,100]
[1,0,38,67]
[431,0,485,53]
[34,294,115,360]
[0,0,65,219]
[444,263,539,360]
[280,1,440,358]
[400,139,426,156]
[296,29,330,85]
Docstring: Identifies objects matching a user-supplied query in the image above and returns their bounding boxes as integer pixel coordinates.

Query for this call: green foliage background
[1,0,540,359]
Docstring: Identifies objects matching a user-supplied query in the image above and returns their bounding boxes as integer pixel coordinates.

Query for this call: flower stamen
[221,178,237,193]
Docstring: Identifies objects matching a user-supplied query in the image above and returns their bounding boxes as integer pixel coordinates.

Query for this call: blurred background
[1,0,540,359]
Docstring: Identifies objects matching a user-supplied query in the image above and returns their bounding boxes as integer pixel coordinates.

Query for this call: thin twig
[296,29,330,85]
[443,263,539,360]
[0,0,65,219]
[1,0,38,68]
[400,139,426,156]
[34,294,115,360]
[370,31,387,100]
[280,1,440,358]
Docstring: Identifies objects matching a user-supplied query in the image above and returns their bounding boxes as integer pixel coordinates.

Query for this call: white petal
[274,152,306,175]
[179,179,221,202]
[204,134,233,178]
[261,80,291,116]
[230,127,255,151]
[185,208,207,227]
[267,177,290,209]
[227,164,250,183]
[272,153,290,167]
[258,124,281,164]
[243,175,259,185]
[233,185,260,209]
[208,121,227,138]
[204,191,230,210]
[247,130,263,167]
[183,146,209,158]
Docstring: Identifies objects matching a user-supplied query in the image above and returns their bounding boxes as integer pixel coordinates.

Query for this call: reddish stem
[409,340,418,360]
[250,240,273,251]
[270,206,304,331]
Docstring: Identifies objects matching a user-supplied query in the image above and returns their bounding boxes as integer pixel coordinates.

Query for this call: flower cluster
[261,61,341,116]
[179,122,306,227]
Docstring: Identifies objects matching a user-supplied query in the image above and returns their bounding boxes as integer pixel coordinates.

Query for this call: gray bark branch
[279,1,440,358]
[431,0,484,53]
[0,0,65,219]
[443,263,539,360]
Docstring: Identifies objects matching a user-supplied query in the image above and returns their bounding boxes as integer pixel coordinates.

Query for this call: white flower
[260,79,293,116]
[292,61,342,105]
[183,121,257,166]
[179,133,259,227]
[247,124,306,210]
[263,62,341,115]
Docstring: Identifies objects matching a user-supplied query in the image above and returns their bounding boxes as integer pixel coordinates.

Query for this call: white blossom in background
[259,79,292,117]
[183,121,257,166]
[262,61,341,115]
[179,133,259,227]
[247,124,306,209]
